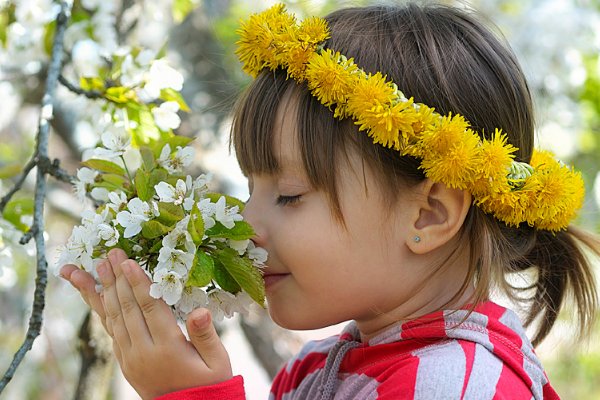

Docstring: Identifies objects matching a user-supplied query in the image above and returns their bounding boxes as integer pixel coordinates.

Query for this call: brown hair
[231,3,598,346]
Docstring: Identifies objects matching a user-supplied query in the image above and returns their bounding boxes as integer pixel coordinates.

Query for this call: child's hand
[60,249,233,399]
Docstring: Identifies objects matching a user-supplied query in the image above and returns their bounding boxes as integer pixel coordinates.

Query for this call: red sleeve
[154,375,245,400]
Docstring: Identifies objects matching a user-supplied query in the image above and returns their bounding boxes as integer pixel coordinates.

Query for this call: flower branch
[0,0,73,393]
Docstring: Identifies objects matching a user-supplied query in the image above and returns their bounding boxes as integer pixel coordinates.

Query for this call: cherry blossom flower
[155,179,187,205]
[92,127,131,161]
[116,198,158,238]
[176,286,209,314]
[143,59,184,99]
[73,167,97,202]
[149,268,184,306]
[157,144,195,174]
[196,198,216,229]
[97,223,120,246]
[229,239,250,255]
[152,101,181,131]
[157,246,194,276]
[214,196,243,229]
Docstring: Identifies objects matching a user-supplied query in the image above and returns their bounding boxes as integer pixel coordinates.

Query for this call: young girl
[60,2,599,399]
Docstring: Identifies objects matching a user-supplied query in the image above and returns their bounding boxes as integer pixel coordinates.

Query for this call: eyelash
[276,195,302,206]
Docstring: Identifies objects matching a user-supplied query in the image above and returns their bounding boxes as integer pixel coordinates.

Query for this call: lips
[262,272,290,290]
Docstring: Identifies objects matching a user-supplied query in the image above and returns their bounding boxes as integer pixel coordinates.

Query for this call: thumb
[186,308,231,373]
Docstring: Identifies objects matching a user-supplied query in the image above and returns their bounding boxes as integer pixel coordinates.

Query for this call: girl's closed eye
[276,194,302,206]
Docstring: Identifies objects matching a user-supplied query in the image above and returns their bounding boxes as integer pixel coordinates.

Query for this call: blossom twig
[58,75,104,99]
[0,1,73,393]
[0,159,36,214]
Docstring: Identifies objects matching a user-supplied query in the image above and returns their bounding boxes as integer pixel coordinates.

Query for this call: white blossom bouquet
[57,132,266,321]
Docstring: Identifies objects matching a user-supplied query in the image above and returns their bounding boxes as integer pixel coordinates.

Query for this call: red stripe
[459,341,476,398]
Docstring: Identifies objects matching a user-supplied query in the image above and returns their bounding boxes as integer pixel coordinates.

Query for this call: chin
[267,307,343,331]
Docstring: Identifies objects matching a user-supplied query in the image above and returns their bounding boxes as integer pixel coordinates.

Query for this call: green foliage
[187,250,214,287]
[205,220,254,240]
[188,206,205,245]
[141,220,172,239]
[1,197,33,232]
[81,159,126,175]
[156,202,185,226]
[215,247,265,306]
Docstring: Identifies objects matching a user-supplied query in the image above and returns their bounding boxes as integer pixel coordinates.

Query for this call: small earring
[413,235,421,243]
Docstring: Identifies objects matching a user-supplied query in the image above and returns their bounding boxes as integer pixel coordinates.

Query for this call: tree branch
[0,1,73,393]
[58,75,104,99]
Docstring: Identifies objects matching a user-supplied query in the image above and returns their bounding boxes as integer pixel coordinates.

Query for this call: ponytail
[465,208,599,347]
[522,226,599,346]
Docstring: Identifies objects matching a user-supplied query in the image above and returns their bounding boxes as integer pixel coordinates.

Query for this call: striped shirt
[157,301,560,399]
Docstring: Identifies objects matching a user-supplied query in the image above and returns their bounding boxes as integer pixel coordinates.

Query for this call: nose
[242,194,267,248]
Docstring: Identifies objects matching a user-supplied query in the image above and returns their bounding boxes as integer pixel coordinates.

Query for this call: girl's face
[242,98,432,336]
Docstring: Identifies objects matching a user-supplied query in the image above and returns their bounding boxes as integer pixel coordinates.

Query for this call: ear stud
[413,235,421,243]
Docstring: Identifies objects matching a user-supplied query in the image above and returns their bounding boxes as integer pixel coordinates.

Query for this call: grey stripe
[414,341,466,400]
[462,343,503,400]
[334,374,379,400]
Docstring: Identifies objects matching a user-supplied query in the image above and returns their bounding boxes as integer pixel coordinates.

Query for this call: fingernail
[193,310,210,330]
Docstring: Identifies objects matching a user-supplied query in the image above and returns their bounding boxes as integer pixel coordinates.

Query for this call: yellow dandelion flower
[346,72,397,116]
[305,49,359,107]
[235,4,296,77]
[354,100,418,150]
[286,43,316,81]
[411,104,437,136]
[521,154,585,231]
[478,129,517,182]
[421,130,480,189]
[298,17,330,44]
[418,114,470,160]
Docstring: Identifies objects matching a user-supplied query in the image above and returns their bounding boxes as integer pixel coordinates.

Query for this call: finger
[97,260,132,349]
[112,259,153,346]
[121,260,179,342]
[100,292,114,338]
[62,264,107,322]
[107,248,129,270]
[186,308,231,373]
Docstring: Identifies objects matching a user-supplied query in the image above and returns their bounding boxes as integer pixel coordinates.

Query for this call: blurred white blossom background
[1,0,599,399]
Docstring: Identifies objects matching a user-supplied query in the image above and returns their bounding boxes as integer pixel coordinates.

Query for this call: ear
[406,179,471,254]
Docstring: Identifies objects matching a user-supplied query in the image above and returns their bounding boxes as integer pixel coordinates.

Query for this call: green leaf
[82,159,126,175]
[165,135,194,149]
[140,146,155,171]
[213,257,242,293]
[204,192,246,212]
[80,76,105,92]
[2,197,33,232]
[187,250,214,287]
[135,169,152,201]
[160,88,191,112]
[105,86,135,103]
[188,205,205,245]
[215,247,265,306]
[43,20,56,56]
[0,162,24,179]
[156,202,185,226]
[149,169,168,189]
[206,220,254,241]
[126,103,161,146]
[141,220,172,239]
[102,173,127,187]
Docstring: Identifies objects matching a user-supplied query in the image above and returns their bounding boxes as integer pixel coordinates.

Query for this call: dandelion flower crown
[235,4,585,232]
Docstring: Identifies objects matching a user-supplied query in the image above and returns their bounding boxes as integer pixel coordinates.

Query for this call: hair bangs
[231,71,295,176]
